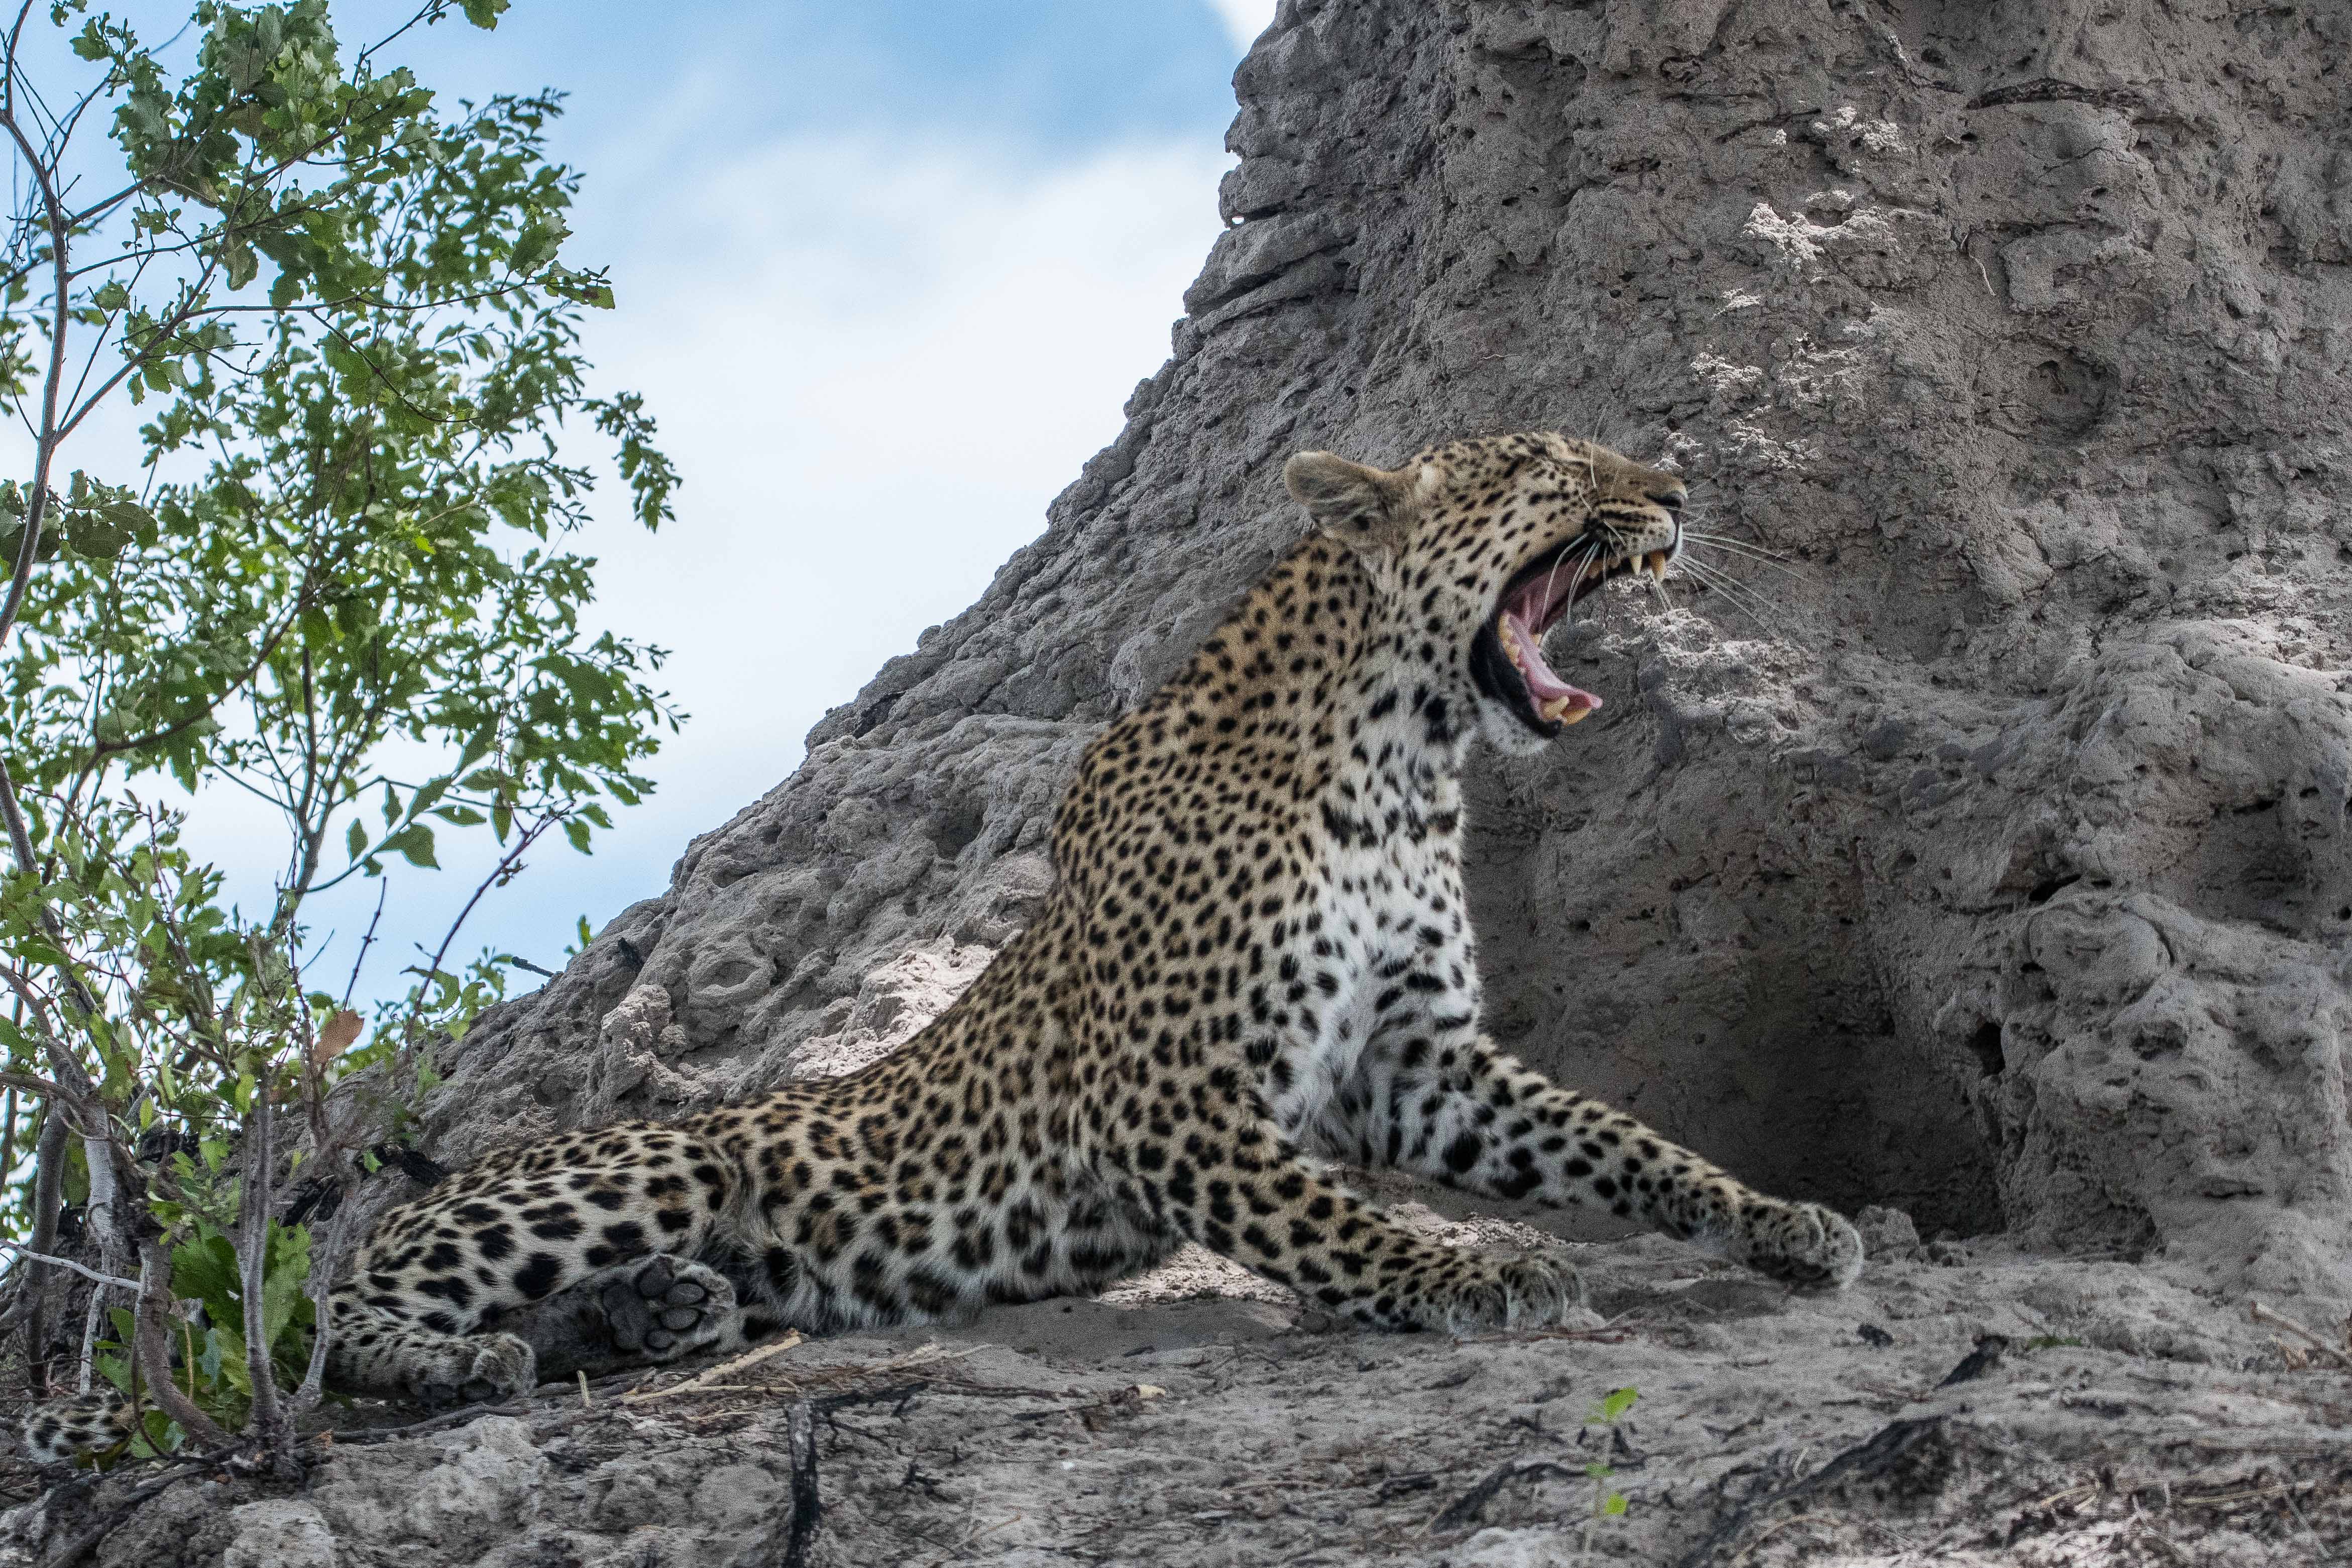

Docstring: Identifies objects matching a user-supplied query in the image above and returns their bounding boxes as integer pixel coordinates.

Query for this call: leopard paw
[410,1331,536,1408]
[1436,1251,1590,1333]
[1739,1201,1865,1290]
[599,1254,738,1361]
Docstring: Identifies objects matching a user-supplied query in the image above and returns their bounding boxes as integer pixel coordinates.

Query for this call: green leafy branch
[0,0,681,1476]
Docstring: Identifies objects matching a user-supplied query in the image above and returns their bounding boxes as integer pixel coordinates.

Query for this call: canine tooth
[1646,551,1668,582]
[1558,705,1593,725]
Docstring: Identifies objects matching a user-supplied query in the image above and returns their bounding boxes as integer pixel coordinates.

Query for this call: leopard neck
[1147,534,1468,826]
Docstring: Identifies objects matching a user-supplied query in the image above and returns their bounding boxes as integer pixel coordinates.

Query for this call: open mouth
[1468,543,1672,736]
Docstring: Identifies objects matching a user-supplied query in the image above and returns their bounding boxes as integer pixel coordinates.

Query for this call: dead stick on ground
[2281,1489,2338,1562]
[779,1400,821,1568]
[2250,1301,2352,1371]
[619,1331,805,1405]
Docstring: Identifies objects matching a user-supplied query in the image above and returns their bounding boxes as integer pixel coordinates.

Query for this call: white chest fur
[1268,824,1473,1140]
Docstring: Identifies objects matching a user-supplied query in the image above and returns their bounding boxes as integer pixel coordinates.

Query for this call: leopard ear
[1283,451,1412,552]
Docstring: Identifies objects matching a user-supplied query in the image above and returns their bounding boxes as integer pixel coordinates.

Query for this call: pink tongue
[1502,610,1601,711]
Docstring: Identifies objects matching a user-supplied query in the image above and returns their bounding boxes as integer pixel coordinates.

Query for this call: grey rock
[1854,1204,1924,1262]
[220,1501,338,1568]
[437,0,2352,1311]
[311,1416,546,1561]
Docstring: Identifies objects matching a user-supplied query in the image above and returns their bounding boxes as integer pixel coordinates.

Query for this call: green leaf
[562,817,591,854]
[1602,1493,1628,1517]
[407,774,453,822]
[509,216,570,276]
[1597,1386,1639,1424]
[462,0,510,27]
[221,237,258,291]
[386,823,439,868]
[91,279,129,311]
[63,509,134,558]
[170,1233,245,1335]
[346,819,369,862]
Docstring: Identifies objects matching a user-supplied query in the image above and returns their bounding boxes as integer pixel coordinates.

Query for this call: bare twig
[131,1233,228,1452]
[74,1285,100,1394]
[237,1042,291,1471]
[780,1400,822,1568]
[342,879,389,1009]
[289,1198,356,1414]
[2251,1301,2352,1372]
[21,1106,65,1388]
[0,1241,140,1293]
[0,84,74,658]
[618,1331,805,1405]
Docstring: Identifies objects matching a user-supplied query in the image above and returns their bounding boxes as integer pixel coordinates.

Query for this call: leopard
[26,431,1864,1464]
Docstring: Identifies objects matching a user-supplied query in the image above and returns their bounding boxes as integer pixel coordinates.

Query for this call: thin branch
[88,594,307,759]
[52,249,223,441]
[132,1232,230,1452]
[289,1197,354,1414]
[342,879,388,1010]
[0,749,34,878]
[0,1240,141,1293]
[0,91,75,658]
[420,812,557,995]
[0,1067,63,1098]
[237,1020,290,1470]
[21,1105,64,1389]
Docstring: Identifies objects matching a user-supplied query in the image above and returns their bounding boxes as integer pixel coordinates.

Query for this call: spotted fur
[26,433,1863,1463]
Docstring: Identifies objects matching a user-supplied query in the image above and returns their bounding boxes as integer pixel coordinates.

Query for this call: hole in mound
[1968,1023,2005,1078]
[1465,801,2004,1240]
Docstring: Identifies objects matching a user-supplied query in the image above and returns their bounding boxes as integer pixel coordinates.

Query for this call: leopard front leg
[1353,1035,1864,1288]
[1120,1095,1588,1333]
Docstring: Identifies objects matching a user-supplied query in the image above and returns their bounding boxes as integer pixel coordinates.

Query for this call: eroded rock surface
[9,1227,2350,1567]
[444,0,2352,1308]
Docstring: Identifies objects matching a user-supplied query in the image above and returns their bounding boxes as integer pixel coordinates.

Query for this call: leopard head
[1283,431,1686,757]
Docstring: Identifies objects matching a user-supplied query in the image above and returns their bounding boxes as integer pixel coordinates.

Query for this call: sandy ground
[6,1191,2349,1567]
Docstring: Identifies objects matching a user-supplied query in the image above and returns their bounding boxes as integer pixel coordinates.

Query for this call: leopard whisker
[1676,556,1789,641]
[1676,516,1793,559]
[1682,532,1808,577]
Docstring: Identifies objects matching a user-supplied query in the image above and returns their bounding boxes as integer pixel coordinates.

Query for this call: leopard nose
[1649,489,1686,512]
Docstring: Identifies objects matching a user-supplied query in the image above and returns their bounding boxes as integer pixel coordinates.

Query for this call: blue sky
[11,1,1275,1007]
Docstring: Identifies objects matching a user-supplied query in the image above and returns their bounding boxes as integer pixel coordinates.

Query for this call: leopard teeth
[1645,550,1668,583]
[1538,696,1593,726]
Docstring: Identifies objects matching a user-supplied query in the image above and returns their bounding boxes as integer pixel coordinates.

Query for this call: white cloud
[329,133,1231,980]
[5,130,1228,998]
[1206,0,1278,52]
